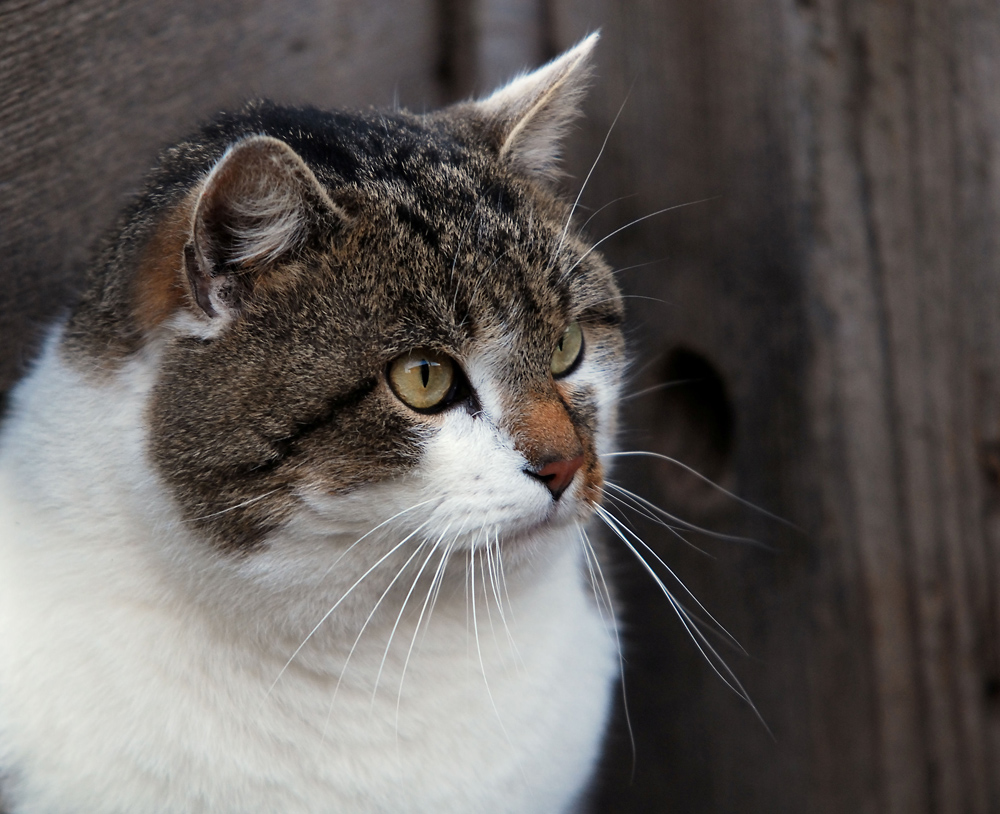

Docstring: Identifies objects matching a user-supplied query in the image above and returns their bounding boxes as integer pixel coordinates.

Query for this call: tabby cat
[0,34,625,813]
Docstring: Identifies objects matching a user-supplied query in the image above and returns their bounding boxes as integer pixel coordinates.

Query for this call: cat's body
[0,36,623,813]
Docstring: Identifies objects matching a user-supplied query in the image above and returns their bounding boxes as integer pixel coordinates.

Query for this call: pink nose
[526,455,585,500]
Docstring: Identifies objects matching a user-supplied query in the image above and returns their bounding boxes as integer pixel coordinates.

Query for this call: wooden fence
[3,1,998,811]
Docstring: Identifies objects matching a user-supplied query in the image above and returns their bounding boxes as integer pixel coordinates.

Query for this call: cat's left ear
[184,135,345,321]
[468,32,598,181]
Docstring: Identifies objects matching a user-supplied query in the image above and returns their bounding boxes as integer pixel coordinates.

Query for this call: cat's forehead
[244,110,619,352]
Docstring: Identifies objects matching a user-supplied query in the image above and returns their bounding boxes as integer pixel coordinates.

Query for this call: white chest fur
[0,347,618,814]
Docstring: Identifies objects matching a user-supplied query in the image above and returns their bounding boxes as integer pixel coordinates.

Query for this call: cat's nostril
[525,455,585,500]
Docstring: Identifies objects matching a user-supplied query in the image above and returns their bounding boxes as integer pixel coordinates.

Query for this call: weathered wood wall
[3,1,999,811]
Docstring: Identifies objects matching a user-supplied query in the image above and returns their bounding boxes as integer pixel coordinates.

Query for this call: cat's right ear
[464,32,598,182]
[183,135,345,323]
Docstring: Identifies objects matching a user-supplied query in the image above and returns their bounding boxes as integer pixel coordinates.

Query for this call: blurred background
[3,1,998,811]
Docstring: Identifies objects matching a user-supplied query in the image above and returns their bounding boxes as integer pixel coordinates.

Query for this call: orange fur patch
[508,389,605,506]
[132,194,196,332]
[509,393,583,468]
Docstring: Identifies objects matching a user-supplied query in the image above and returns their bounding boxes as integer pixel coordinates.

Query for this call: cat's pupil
[420,361,430,387]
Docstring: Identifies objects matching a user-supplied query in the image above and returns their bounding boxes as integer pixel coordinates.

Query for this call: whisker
[562,197,719,280]
[188,489,279,522]
[622,350,676,388]
[604,481,771,549]
[417,533,457,653]
[577,525,635,774]
[318,535,433,747]
[469,547,515,750]
[577,192,640,233]
[621,378,698,403]
[478,543,505,674]
[550,90,632,272]
[603,486,711,550]
[396,538,456,732]
[604,451,801,532]
[578,290,675,316]
[318,499,437,581]
[602,489,712,558]
[608,258,671,277]
[263,519,431,703]
[495,531,518,628]
[594,506,769,732]
[597,506,743,654]
[371,526,451,707]
[577,526,616,641]
[485,533,521,667]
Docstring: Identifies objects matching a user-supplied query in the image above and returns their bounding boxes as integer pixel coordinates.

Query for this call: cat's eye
[550,322,584,377]
[388,350,458,412]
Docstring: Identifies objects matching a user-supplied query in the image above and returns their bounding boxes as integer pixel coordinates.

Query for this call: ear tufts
[473,32,599,181]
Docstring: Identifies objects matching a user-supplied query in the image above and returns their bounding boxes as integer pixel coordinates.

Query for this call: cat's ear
[470,32,598,181]
[184,135,343,321]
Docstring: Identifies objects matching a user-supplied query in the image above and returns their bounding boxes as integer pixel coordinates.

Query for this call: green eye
[551,321,583,377]
[388,350,457,411]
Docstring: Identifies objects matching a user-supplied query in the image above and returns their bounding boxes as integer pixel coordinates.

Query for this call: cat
[0,33,626,814]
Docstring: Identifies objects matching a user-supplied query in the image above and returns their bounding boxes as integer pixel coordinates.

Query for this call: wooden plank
[474,0,546,89]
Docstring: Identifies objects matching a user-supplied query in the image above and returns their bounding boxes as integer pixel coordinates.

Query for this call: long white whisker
[594,506,768,731]
[602,487,683,535]
[621,378,700,403]
[263,520,430,702]
[478,542,505,673]
[603,489,713,558]
[469,548,516,752]
[578,525,635,772]
[418,534,456,653]
[577,192,640,233]
[319,535,432,747]
[597,506,743,653]
[371,526,451,707]
[604,481,769,548]
[396,539,456,731]
[495,531,517,628]
[485,533,521,666]
[563,197,719,279]
[603,451,800,532]
[577,527,614,637]
[318,499,436,580]
[189,489,280,521]
[608,258,671,278]
[596,509,735,677]
[551,91,632,270]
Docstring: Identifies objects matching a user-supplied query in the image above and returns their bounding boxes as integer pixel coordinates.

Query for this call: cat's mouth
[501,484,601,543]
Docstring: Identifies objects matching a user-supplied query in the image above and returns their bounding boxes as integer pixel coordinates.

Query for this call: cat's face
[65,36,622,607]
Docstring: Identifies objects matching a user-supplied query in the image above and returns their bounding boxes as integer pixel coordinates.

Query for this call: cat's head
[65,34,623,590]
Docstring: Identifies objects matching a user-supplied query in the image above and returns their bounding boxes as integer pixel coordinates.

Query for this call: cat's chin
[492,498,597,549]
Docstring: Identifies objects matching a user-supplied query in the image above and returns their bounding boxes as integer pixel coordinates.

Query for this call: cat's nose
[525,455,585,500]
